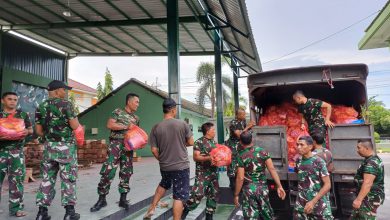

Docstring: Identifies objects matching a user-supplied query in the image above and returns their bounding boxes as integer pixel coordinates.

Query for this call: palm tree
[195,62,233,117]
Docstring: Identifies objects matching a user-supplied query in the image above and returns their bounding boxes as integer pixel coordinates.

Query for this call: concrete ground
[0,155,195,220]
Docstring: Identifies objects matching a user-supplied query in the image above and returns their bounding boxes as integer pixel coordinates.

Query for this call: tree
[96,68,114,101]
[69,93,80,114]
[366,96,390,135]
[224,95,248,117]
[195,62,233,117]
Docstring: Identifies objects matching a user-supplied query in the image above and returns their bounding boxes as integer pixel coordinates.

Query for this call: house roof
[68,78,97,94]
[0,0,262,74]
[78,78,212,118]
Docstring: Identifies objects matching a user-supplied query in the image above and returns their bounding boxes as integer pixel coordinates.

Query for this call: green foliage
[68,93,80,114]
[367,96,390,136]
[374,132,380,143]
[96,68,114,101]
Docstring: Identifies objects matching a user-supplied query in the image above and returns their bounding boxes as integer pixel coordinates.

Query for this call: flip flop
[143,209,155,219]
[14,210,27,217]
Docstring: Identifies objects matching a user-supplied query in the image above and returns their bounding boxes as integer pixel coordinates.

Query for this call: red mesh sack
[210,144,232,167]
[74,125,85,147]
[124,125,148,151]
[0,114,25,140]
[331,105,358,124]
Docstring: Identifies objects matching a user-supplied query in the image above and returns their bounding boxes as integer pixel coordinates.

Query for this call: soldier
[293,90,334,146]
[35,80,83,220]
[351,140,384,220]
[234,131,286,220]
[182,122,218,220]
[0,92,32,217]
[311,132,334,172]
[294,136,333,220]
[225,107,255,189]
[90,93,140,212]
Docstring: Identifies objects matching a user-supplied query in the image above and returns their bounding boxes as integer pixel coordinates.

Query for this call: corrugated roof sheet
[0,0,261,74]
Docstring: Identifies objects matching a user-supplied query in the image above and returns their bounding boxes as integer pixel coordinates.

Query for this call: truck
[247,63,374,217]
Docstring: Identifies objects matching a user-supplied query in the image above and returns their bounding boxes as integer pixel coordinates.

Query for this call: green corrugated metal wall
[79,82,210,157]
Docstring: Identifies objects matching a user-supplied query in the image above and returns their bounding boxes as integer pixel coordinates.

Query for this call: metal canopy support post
[233,65,239,111]
[215,31,224,144]
[167,0,181,118]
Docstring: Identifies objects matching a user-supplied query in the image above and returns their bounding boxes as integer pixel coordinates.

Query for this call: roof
[78,78,212,118]
[68,78,97,94]
[0,0,261,74]
[359,2,390,50]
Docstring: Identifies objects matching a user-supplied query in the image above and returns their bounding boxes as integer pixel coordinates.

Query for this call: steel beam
[167,0,181,118]
[233,65,239,111]
[215,31,224,143]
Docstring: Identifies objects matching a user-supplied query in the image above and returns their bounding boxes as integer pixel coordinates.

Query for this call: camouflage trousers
[97,139,133,195]
[186,171,219,214]
[308,125,327,148]
[242,183,273,220]
[350,196,384,220]
[293,211,334,220]
[225,139,239,178]
[36,158,78,207]
[0,146,25,215]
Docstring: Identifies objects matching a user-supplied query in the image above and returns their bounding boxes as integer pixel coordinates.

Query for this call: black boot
[206,213,213,220]
[229,177,235,190]
[90,195,107,212]
[36,206,51,220]
[118,193,130,209]
[181,206,189,220]
[63,205,80,220]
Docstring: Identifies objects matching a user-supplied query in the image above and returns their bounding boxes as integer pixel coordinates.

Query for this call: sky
[68,0,390,107]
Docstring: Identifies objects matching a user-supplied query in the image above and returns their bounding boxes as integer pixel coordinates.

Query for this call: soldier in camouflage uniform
[293,90,334,147]
[233,131,286,220]
[294,136,333,220]
[351,140,384,220]
[182,122,218,220]
[311,132,334,172]
[0,92,32,217]
[225,107,255,189]
[35,80,83,220]
[90,93,140,212]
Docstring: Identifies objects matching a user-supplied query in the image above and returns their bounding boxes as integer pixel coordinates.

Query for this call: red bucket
[124,125,148,151]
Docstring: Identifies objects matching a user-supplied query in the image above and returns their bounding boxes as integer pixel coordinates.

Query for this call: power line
[262,10,380,65]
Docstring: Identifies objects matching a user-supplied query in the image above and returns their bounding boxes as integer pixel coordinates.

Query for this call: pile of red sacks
[0,114,26,140]
[210,144,232,167]
[259,102,358,162]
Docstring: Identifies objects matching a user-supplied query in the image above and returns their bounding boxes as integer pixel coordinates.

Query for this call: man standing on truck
[293,90,334,146]
[182,122,218,220]
[351,140,384,220]
[294,136,333,220]
[234,131,286,220]
[90,93,140,212]
[311,132,334,173]
[226,107,255,189]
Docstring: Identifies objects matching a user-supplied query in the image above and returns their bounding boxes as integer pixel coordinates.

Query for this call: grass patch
[377,147,390,153]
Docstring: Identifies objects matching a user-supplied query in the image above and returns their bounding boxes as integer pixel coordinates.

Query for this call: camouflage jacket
[313,147,334,172]
[295,155,332,216]
[297,98,325,130]
[193,137,218,174]
[237,146,270,185]
[35,98,77,143]
[354,155,385,204]
[109,108,139,139]
[0,109,32,148]
[228,119,246,142]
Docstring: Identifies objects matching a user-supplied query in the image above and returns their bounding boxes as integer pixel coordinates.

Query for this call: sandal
[13,210,27,217]
[143,208,155,219]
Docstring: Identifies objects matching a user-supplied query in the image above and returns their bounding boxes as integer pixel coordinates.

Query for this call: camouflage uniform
[0,110,31,215]
[237,146,273,220]
[298,99,326,145]
[351,155,384,220]
[186,137,218,214]
[35,98,78,207]
[294,156,333,220]
[312,148,334,172]
[97,108,139,195]
[226,119,246,178]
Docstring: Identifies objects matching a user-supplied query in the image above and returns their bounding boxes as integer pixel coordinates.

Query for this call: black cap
[47,80,72,91]
[163,98,178,109]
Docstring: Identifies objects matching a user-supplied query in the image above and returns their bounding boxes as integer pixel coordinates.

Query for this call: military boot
[118,193,130,209]
[206,213,213,220]
[181,206,189,220]
[90,195,107,212]
[63,205,80,220]
[36,206,51,220]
